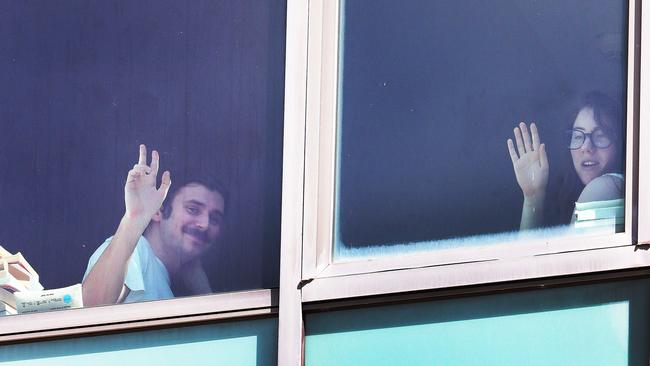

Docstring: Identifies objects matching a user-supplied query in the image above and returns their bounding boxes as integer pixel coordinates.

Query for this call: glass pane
[306,280,650,365]
[1,317,277,365]
[0,0,285,314]
[335,0,628,258]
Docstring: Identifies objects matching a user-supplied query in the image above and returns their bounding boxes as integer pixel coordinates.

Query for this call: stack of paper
[0,245,43,316]
[574,198,624,232]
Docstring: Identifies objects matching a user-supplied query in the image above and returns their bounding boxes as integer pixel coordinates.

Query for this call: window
[298,0,647,302]
[0,0,285,334]
[304,279,649,365]
[3,1,650,365]
[337,0,629,254]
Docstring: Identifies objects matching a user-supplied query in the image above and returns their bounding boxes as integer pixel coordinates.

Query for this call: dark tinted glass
[0,0,285,312]
[335,0,627,258]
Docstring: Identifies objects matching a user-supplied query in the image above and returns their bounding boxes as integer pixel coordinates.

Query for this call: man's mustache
[182,226,208,243]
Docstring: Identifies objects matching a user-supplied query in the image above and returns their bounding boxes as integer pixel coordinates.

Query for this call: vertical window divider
[278,1,310,365]
[637,0,650,244]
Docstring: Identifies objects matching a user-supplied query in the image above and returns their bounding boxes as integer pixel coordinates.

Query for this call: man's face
[158,183,225,261]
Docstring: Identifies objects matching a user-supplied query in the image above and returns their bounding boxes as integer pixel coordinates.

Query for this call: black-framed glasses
[565,129,613,150]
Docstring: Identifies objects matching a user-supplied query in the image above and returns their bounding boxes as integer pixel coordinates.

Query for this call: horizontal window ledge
[301,245,650,302]
[0,289,278,343]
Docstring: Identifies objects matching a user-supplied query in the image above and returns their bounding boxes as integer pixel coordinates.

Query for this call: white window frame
[637,0,650,244]
[277,0,310,364]
[298,0,650,303]
[0,289,277,342]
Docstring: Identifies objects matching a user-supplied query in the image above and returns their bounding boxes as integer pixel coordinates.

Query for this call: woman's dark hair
[549,91,624,223]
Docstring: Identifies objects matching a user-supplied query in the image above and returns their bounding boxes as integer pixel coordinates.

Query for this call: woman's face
[570,107,617,185]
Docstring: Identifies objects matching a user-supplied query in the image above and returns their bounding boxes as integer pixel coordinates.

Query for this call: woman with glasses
[506,91,623,230]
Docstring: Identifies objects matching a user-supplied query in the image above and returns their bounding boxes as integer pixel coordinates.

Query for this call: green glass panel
[306,280,650,365]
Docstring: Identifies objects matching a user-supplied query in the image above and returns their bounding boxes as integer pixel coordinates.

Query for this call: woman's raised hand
[507,122,549,199]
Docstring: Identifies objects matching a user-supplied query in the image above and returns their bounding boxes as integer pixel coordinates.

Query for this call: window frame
[637,0,650,245]
[0,289,278,342]
[277,0,309,364]
[299,0,648,303]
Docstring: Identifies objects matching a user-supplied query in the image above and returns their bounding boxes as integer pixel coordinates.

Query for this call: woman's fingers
[507,139,519,164]
[539,143,549,169]
[519,122,533,152]
[530,123,541,150]
[514,126,526,156]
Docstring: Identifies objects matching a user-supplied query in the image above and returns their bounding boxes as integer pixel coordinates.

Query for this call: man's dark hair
[160,175,229,219]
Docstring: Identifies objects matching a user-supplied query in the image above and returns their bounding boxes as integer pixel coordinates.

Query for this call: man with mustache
[82,145,226,306]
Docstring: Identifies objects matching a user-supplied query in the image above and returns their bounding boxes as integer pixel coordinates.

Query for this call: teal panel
[0,317,277,366]
[306,280,650,366]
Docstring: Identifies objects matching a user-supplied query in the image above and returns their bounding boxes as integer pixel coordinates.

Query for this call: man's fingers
[158,171,172,200]
[530,122,541,150]
[150,150,160,176]
[138,144,147,165]
[132,164,152,175]
[514,126,526,156]
[520,122,533,152]
[507,139,519,165]
[126,169,141,184]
